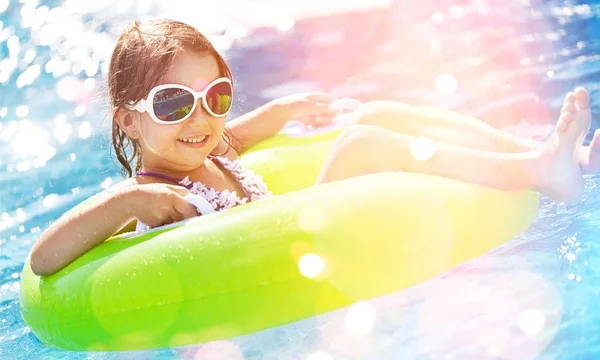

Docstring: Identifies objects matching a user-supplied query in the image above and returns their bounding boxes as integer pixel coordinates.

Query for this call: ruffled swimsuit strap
[210,156,252,199]
[136,171,194,190]
[136,156,252,199]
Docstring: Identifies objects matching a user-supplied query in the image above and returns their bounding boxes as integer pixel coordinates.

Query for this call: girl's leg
[354,100,541,153]
[316,88,590,204]
[348,90,600,174]
[317,124,538,191]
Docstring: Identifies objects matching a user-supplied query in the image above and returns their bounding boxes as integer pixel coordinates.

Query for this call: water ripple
[2,0,600,359]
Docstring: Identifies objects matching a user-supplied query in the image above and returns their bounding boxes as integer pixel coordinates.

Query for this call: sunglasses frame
[126,77,233,124]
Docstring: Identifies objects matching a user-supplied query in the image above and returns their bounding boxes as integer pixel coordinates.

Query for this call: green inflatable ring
[20,121,539,351]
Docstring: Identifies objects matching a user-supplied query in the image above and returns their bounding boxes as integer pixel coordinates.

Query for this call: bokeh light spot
[299,253,325,279]
[297,205,325,233]
[15,105,28,118]
[518,309,546,336]
[435,73,458,94]
[78,121,91,138]
[410,137,436,161]
[344,301,376,336]
[192,340,243,360]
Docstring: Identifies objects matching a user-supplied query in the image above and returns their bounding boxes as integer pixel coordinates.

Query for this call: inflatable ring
[20,117,539,351]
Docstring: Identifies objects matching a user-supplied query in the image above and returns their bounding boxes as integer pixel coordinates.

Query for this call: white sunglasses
[126,77,233,124]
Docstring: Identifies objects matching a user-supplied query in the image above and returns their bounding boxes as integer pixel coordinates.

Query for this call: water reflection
[1,0,600,359]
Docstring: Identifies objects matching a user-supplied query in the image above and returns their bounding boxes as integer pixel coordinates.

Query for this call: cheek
[207,117,226,136]
[143,125,181,155]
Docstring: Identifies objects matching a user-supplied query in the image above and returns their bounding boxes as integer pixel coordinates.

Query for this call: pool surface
[1,0,600,359]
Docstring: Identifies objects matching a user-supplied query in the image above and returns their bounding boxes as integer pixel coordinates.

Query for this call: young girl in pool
[30,19,597,276]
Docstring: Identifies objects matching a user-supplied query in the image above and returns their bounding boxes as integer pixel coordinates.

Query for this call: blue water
[2,0,600,359]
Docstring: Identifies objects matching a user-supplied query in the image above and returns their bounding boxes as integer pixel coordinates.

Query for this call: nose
[187,100,209,126]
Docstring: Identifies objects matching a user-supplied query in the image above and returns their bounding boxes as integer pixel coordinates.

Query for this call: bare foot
[579,129,600,174]
[537,87,590,204]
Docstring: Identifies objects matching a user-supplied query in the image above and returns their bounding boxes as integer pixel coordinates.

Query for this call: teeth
[179,136,206,143]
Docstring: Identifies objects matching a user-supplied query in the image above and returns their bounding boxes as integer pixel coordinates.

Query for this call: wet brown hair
[108,19,242,178]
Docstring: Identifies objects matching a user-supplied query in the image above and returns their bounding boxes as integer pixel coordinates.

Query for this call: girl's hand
[270,91,339,127]
[124,184,199,228]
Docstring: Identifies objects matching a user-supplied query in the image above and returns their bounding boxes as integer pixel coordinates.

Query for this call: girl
[30,19,595,276]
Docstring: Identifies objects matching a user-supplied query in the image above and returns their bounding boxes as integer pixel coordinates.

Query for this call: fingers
[145,212,184,229]
[171,195,200,219]
[298,113,336,127]
[301,99,337,114]
[305,92,337,104]
[298,100,338,124]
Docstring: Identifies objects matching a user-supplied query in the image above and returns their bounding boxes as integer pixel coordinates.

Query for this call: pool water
[2,0,600,359]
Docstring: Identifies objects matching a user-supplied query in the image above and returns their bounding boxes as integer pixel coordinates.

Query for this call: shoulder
[91,178,137,203]
[113,175,166,188]
[211,140,240,162]
[109,177,139,191]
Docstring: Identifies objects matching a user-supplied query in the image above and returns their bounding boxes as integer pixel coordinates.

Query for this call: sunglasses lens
[153,88,195,122]
[205,80,233,116]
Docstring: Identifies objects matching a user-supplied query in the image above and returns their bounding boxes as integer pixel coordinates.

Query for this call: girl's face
[128,52,228,173]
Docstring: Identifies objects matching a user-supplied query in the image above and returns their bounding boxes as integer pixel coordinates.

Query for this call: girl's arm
[217,92,336,159]
[30,187,135,276]
[228,102,286,151]
[29,183,197,276]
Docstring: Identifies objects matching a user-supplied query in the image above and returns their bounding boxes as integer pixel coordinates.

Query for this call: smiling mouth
[177,135,207,143]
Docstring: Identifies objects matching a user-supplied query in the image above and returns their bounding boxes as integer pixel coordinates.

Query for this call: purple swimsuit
[137,156,271,212]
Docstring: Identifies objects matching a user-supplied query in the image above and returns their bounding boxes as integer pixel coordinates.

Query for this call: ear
[114,108,140,139]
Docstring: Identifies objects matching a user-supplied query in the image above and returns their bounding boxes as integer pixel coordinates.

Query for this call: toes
[561,102,577,117]
[574,87,590,111]
[565,91,576,104]
[591,129,600,152]
[556,114,569,133]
